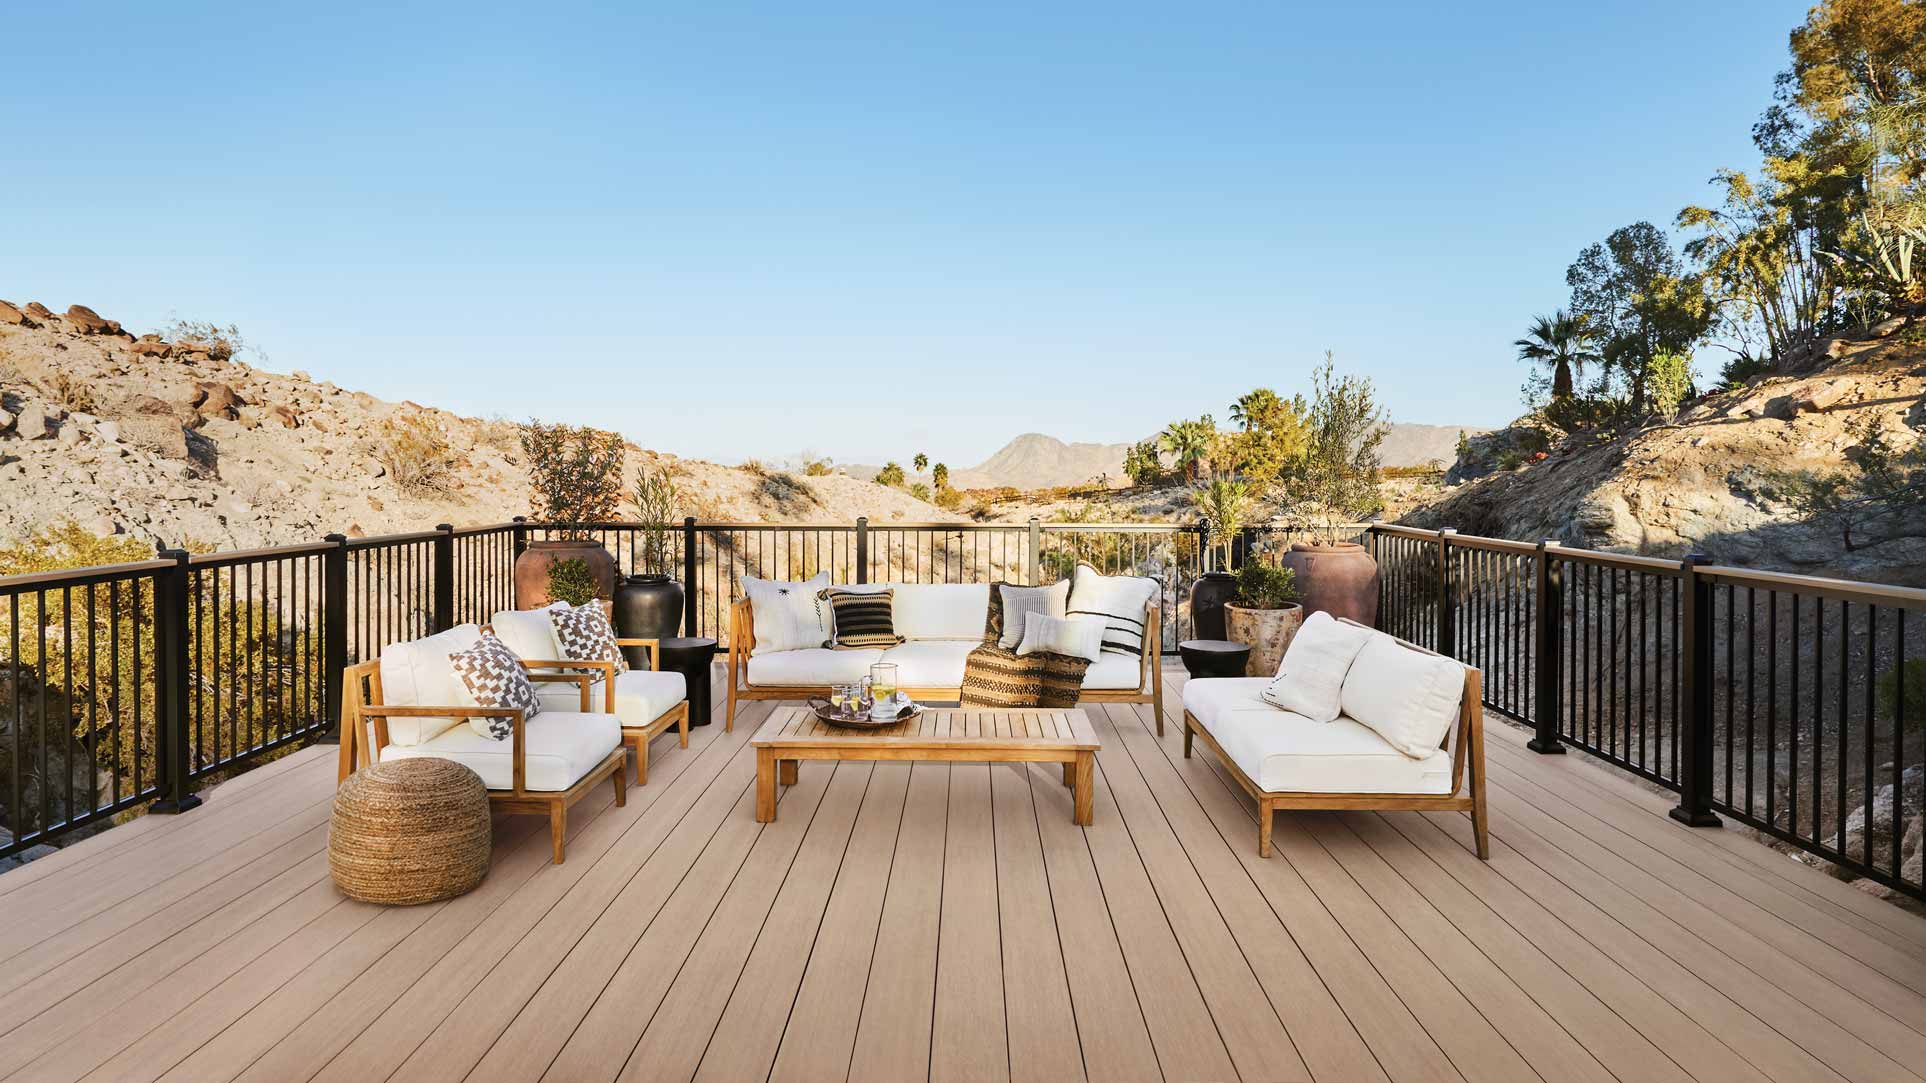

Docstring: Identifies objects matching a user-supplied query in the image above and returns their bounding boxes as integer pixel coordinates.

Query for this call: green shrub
[1879,659,1926,730]
[546,557,598,606]
[908,482,931,502]
[1234,562,1298,609]
[1497,449,1523,471]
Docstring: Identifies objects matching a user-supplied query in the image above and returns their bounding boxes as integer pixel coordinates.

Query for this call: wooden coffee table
[751,706,1100,825]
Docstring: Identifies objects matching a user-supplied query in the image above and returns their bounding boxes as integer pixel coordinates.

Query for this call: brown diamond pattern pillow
[449,631,543,739]
[551,603,629,676]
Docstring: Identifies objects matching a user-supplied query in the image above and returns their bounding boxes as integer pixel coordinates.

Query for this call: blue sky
[3,2,1806,468]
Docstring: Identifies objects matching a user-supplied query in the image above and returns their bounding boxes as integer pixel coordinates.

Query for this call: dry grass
[368,413,460,495]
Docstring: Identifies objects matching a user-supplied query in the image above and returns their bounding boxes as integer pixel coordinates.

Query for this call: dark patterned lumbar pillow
[820,588,902,649]
[551,603,629,676]
[449,631,543,739]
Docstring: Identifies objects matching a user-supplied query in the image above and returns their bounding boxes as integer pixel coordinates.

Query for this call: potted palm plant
[514,421,626,608]
[1223,560,1303,677]
[612,463,685,659]
[1187,477,1248,640]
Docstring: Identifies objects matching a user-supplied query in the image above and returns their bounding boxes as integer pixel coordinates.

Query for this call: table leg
[1061,761,1073,787]
[779,759,799,787]
[1072,752,1094,826]
[756,749,777,822]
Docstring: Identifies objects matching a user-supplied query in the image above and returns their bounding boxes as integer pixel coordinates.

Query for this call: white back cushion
[1015,612,1106,662]
[377,624,483,746]
[743,572,831,655]
[1261,611,1372,722]
[1339,632,1466,759]
[890,583,990,640]
[996,580,1069,650]
[490,603,565,661]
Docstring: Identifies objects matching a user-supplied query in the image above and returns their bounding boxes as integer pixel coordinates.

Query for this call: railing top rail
[189,541,335,568]
[449,522,520,538]
[0,558,173,591]
[343,529,445,549]
[1699,564,1926,609]
[1545,544,1686,576]
[1444,534,1538,555]
[1369,523,1442,541]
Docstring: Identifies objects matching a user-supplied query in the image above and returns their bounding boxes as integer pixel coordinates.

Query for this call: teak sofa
[1181,618,1487,860]
[725,582,1164,732]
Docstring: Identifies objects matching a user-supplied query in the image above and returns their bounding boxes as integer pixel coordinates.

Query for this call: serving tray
[807,698,926,730]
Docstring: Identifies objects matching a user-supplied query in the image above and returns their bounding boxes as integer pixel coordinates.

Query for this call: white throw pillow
[1066,563,1160,657]
[1261,611,1373,723]
[1339,633,1466,758]
[997,580,1069,650]
[1015,612,1106,663]
[742,572,831,655]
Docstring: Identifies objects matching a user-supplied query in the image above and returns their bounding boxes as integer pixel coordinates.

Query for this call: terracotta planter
[513,538,617,609]
[1187,571,1237,641]
[1224,602,1304,678]
[1277,542,1379,627]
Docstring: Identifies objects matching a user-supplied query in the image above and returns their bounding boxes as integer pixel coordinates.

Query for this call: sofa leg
[1257,800,1273,859]
[549,804,567,865]
[634,737,649,786]
[1182,723,1193,759]
[614,762,628,807]
[725,683,738,733]
[1472,796,1490,860]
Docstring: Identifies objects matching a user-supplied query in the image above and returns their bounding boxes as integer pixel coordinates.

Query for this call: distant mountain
[950,423,1488,490]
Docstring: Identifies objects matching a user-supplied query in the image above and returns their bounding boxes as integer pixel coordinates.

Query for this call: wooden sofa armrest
[612,638,661,671]
[358,704,530,794]
[527,671,596,711]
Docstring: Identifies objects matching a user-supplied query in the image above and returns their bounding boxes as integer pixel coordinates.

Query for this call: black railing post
[1528,539,1566,754]
[1670,552,1723,828]
[1436,529,1456,656]
[148,548,202,814]
[855,516,869,585]
[682,517,699,636]
[1027,517,1042,585]
[432,524,455,632]
[511,516,529,561]
[323,532,349,735]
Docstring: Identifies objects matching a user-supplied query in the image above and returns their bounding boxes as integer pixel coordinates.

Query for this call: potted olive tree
[514,421,626,608]
[1223,560,1303,677]
[612,463,685,659]
[1278,357,1384,626]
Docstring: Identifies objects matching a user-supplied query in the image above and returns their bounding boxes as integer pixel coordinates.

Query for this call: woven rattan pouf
[329,758,491,905]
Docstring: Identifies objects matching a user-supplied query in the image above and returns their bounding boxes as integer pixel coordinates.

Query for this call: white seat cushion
[1182,677,1273,731]
[1080,651,1144,690]
[1339,632,1466,759]
[532,669,687,726]
[877,640,977,687]
[489,604,566,662]
[1211,708,1454,795]
[746,647,885,686]
[377,624,483,746]
[384,710,620,792]
[888,583,990,640]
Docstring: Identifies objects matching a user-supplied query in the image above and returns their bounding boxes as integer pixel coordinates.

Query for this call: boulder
[23,301,54,320]
[267,404,300,428]
[64,305,114,335]
[115,416,190,459]
[0,409,13,435]
[0,300,32,327]
[1793,382,1848,414]
[189,381,246,418]
[12,403,53,440]
[128,340,173,359]
[120,393,178,417]
[95,420,121,443]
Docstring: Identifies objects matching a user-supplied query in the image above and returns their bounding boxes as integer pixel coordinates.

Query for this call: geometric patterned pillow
[550,603,629,675]
[448,631,543,739]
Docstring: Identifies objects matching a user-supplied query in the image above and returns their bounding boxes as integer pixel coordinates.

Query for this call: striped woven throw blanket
[958,643,1088,709]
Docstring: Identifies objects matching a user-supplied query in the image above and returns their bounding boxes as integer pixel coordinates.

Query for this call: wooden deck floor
[6,668,1926,1082]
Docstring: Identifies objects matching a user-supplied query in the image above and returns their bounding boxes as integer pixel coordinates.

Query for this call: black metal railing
[1368,524,1926,900]
[7,513,1924,899]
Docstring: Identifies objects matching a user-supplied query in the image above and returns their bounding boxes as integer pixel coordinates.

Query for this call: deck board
[5,666,1926,1083]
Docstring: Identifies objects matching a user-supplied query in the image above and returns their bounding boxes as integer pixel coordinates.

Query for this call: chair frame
[724,598,1164,733]
[513,634,690,784]
[336,659,627,864]
[1182,622,1488,861]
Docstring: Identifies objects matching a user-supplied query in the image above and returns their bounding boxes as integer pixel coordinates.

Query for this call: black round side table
[652,637,719,726]
[1178,639,1252,680]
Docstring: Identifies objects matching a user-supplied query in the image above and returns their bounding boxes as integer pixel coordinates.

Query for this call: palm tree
[876,461,905,487]
[1159,420,1214,482]
[1514,310,1597,400]
[913,452,929,474]
[931,462,949,490]
[1229,388,1282,431]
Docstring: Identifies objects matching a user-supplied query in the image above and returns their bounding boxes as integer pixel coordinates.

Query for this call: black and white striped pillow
[820,588,902,650]
[1065,563,1160,657]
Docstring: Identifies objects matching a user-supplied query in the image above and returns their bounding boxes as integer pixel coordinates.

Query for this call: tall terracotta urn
[513,538,617,609]
[1277,542,1379,627]
[1224,602,1304,677]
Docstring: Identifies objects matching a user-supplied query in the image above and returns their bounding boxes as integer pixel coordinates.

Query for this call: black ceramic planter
[1188,570,1237,641]
[612,575,685,668]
